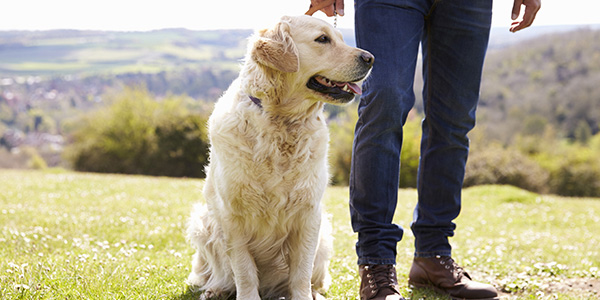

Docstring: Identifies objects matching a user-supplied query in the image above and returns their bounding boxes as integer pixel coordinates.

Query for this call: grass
[1,169,599,299]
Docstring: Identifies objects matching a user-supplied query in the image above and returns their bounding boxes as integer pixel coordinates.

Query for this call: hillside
[0,29,251,75]
[0,26,599,171]
[480,28,600,142]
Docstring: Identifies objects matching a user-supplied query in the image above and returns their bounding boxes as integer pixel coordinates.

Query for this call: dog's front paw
[312,291,326,300]
[289,291,314,300]
[200,289,230,300]
[199,290,214,300]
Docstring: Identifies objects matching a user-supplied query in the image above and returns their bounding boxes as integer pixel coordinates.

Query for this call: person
[310,0,541,299]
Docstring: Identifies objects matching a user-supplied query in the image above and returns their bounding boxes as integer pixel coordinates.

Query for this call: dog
[186,15,374,300]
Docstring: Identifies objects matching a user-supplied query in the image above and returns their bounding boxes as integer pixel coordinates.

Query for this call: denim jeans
[349,0,492,265]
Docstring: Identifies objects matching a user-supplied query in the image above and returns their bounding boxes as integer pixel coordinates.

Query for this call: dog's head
[249,15,373,105]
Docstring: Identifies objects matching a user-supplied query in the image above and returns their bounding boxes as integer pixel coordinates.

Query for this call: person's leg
[352,2,432,299]
[408,1,498,299]
[411,0,493,258]
[351,0,429,266]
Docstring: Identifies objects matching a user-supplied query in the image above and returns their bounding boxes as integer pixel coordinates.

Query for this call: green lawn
[1,169,598,299]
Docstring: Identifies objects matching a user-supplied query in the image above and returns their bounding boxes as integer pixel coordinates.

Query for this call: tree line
[2,28,599,197]
[64,85,600,197]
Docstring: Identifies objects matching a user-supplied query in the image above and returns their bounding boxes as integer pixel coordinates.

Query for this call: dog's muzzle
[307,51,374,103]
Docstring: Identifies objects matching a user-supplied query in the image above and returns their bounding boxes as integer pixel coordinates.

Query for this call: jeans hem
[357,257,396,265]
[414,250,452,258]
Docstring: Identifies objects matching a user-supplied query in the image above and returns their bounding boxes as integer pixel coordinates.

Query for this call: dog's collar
[249,95,263,109]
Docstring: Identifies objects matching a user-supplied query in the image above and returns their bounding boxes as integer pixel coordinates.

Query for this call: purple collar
[249,96,262,109]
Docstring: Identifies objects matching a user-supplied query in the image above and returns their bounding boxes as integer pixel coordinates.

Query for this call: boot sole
[408,280,500,300]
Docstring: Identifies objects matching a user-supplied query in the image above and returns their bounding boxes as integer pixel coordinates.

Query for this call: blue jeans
[349,0,492,265]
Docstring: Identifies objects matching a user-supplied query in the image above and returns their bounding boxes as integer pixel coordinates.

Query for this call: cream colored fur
[187,15,372,300]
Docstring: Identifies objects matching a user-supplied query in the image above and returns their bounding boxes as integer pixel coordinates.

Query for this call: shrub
[150,114,209,178]
[0,146,48,170]
[550,160,600,197]
[66,87,209,178]
[464,143,550,194]
[25,147,48,170]
[536,146,600,197]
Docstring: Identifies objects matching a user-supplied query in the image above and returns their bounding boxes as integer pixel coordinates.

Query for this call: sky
[1,0,598,32]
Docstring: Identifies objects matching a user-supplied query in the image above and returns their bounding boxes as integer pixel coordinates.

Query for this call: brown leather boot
[359,264,405,300]
[408,256,499,300]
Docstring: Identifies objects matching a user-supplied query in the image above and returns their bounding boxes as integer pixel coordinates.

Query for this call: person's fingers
[308,0,336,16]
[322,5,335,17]
[510,0,541,32]
[511,0,523,20]
[521,0,541,27]
[336,0,345,16]
[509,21,521,33]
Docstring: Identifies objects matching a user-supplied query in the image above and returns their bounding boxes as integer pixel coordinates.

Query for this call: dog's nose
[360,51,374,67]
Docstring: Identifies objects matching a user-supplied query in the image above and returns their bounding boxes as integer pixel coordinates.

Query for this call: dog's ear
[251,18,299,73]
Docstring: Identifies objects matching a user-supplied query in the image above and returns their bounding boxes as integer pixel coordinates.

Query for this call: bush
[25,147,48,170]
[327,103,600,197]
[536,146,600,197]
[66,87,209,178]
[150,114,209,177]
[465,143,550,194]
[550,160,600,197]
[0,146,47,170]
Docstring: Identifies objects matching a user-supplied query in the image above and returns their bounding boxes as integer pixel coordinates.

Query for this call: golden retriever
[186,15,373,300]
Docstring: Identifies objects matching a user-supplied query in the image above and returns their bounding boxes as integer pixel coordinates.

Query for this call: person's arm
[510,0,541,32]
[306,0,344,17]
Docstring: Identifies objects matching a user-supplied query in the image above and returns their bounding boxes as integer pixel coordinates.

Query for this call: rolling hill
[1,25,599,173]
[0,29,250,75]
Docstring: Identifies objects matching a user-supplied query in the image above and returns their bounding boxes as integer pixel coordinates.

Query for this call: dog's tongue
[315,76,363,95]
[341,82,363,95]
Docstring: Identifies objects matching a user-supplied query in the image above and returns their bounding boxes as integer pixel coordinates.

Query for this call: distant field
[0,169,599,299]
[0,29,250,75]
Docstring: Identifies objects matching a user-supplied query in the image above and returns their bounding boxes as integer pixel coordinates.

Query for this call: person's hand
[307,0,344,17]
[510,0,541,32]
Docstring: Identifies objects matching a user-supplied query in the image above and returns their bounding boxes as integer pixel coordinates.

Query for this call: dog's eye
[314,34,331,44]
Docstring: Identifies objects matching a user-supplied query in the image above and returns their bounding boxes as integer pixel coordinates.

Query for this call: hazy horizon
[1,0,598,32]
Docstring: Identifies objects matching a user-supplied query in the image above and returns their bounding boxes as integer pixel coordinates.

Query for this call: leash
[305,0,338,27]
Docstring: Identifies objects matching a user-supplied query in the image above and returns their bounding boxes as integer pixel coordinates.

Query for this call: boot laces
[438,256,471,281]
[365,264,398,293]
